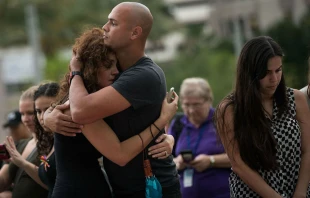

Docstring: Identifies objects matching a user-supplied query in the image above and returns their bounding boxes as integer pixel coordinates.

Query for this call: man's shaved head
[115,2,153,39]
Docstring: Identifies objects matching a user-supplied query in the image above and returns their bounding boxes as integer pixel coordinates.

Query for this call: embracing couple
[44,2,182,198]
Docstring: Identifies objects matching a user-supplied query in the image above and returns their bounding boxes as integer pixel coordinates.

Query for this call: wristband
[69,71,83,85]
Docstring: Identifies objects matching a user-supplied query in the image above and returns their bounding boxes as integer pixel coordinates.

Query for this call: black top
[9,138,48,198]
[104,56,179,196]
[38,152,56,198]
[52,133,112,198]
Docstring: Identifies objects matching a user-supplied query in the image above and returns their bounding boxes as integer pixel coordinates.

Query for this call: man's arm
[43,102,82,136]
[69,78,130,124]
[69,56,131,124]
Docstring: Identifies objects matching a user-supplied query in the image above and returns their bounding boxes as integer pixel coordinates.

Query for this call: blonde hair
[20,85,39,101]
[179,77,213,103]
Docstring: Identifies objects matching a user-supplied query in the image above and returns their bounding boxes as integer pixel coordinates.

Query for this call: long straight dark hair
[215,36,288,170]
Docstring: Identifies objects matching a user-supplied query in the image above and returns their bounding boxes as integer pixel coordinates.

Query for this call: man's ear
[131,26,142,40]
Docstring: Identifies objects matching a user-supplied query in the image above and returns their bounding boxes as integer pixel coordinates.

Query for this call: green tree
[162,34,236,106]
[266,11,310,89]
[0,0,175,56]
[0,0,176,82]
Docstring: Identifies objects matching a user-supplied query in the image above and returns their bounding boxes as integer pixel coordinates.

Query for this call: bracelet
[152,123,161,132]
[137,133,144,149]
[149,126,155,139]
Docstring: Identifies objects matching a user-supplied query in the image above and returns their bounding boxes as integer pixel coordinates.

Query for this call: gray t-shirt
[103,56,179,196]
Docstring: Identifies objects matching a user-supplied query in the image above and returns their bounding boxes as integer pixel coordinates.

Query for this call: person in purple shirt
[168,77,231,198]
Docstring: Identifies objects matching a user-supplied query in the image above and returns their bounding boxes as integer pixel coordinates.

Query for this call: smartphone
[180,149,193,162]
[0,145,10,160]
[167,87,175,103]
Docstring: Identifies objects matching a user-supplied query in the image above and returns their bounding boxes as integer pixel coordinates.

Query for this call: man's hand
[148,134,174,159]
[43,102,82,137]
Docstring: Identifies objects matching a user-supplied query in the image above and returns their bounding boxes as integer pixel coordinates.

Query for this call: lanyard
[186,124,207,155]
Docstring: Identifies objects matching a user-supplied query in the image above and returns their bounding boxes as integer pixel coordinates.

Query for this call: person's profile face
[102,5,132,49]
[259,56,282,97]
[97,53,119,88]
[35,96,56,131]
[19,99,35,132]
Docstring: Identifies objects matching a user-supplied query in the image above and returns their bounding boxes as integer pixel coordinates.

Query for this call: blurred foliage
[0,0,176,82]
[1,0,310,104]
[265,10,310,89]
[162,24,236,106]
[163,47,236,106]
[0,0,110,54]
[0,0,175,55]
[45,55,69,81]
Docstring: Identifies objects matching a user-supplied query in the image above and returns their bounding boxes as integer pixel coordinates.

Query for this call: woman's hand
[190,154,211,172]
[148,134,174,159]
[5,136,25,168]
[158,92,179,125]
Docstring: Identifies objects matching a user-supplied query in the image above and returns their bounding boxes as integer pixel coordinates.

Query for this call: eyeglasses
[182,101,206,110]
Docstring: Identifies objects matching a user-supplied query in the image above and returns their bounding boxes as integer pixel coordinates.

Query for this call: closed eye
[276,67,282,73]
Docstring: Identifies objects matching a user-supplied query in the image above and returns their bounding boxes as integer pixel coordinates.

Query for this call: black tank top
[38,152,56,198]
[52,133,112,198]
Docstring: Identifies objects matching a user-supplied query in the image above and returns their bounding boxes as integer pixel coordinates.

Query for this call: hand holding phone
[167,87,175,103]
[0,144,10,160]
[180,149,193,162]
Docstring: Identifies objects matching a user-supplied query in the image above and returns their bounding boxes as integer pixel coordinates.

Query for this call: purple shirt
[168,108,230,198]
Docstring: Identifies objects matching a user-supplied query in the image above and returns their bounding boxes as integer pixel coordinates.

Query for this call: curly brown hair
[57,28,115,104]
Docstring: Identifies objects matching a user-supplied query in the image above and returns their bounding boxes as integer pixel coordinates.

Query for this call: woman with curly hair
[5,82,59,198]
[51,28,178,198]
[214,36,310,197]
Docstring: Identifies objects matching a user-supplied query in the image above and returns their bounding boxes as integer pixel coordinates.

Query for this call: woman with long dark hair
[215,36,310,197]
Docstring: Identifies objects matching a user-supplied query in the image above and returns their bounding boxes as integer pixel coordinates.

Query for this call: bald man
[44,2,181,198]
